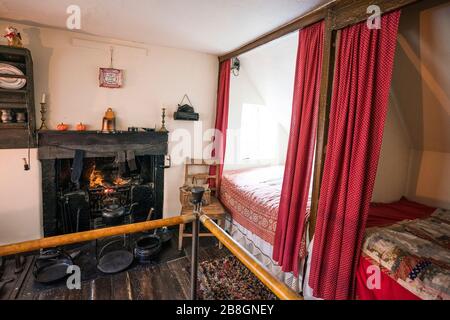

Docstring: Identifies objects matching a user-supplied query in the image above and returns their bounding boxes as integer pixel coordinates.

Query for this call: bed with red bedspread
[356,197,450,300]
[219,166,284,245]
[220,166,312,290]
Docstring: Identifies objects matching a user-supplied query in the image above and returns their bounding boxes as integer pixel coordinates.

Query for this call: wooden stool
[178,197,226,251]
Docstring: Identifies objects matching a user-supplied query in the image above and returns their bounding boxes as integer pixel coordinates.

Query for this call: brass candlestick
[39,102,48,130]
[158,108,168,132]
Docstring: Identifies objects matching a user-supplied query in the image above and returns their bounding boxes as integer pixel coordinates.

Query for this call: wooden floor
[0,230,229,300]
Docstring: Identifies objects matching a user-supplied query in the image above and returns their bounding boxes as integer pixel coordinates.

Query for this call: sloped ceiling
[392,0,450,153]
[0,0,328,55]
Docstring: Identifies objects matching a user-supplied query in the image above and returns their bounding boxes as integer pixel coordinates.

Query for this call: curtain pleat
[273,21,324,276]
[210,60,231,192]
[309,10,401,300]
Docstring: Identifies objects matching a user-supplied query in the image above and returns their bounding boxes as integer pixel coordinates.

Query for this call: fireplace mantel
[38,131,168,160]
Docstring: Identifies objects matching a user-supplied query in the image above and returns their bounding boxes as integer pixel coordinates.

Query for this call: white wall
[0,20,218,244]
[0,149,42,244]
[225,66,265,169]
[372,97,412,203]
[225,32,297,170]
[372,0,450,209]
[408,2,450,209]
[407,150,450,209]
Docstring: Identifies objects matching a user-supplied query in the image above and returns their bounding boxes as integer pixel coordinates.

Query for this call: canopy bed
[213,0,445,301]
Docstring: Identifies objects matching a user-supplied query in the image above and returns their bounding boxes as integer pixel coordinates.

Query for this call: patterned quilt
[362,208,450,300]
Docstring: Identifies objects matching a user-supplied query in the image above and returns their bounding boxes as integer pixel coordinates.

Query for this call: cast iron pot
[134,235,162,263]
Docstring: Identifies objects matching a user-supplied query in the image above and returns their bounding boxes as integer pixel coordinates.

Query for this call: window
[239,103,277,161]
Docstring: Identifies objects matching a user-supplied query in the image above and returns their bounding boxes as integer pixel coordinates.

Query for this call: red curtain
[210,60,231,191]
[309,11,401,300]
[273,21,324,276]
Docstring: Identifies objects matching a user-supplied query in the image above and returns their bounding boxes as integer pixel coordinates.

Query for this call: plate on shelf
[0,63,27,90]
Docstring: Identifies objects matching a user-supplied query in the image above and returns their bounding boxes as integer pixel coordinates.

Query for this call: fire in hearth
[89,166,104,188]
[89,165,131,189]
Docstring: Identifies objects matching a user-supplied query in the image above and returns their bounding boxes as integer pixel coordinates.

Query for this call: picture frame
[99,68,123,88]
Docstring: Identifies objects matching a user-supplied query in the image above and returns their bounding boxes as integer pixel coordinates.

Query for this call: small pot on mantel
[56,123,69,131]
[76,123,87,131]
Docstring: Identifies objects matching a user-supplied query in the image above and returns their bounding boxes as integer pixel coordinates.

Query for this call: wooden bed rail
[0,215,195,257]
[199,214,303,300]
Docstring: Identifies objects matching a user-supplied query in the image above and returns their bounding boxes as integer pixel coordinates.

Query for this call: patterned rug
[198,255,277,300]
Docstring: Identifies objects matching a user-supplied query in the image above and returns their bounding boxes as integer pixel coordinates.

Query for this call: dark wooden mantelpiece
[38,130,168,159]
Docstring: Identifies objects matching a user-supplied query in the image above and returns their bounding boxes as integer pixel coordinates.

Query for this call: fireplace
[38,131,168,237]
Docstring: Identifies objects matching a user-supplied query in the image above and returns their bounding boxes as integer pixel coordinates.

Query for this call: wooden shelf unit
[0,45,36,149]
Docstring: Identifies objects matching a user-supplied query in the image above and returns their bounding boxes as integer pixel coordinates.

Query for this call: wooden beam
[200,214,302,300]
[0,215,195,257]
[331,0,420,30]
[309,13,339,241]
[218,2,332,62]
[219,0,421,62]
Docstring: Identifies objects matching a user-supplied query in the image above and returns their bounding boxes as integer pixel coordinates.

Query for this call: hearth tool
[33,250,74,284]
[61,190,90,233]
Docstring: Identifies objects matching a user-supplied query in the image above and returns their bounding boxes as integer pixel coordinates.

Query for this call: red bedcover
[220,166,284,245]
[356,197,437,300]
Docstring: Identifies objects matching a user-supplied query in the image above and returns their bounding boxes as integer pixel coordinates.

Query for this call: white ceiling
[0,0,328,55]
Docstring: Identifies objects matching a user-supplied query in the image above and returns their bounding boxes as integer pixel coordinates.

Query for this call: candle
[41,93,46,104]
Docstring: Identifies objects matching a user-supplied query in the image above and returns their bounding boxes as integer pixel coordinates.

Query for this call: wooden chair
[178,158,226,251]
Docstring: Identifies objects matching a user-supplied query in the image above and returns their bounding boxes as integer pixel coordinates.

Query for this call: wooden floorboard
[0,229,227,300]
[111,271,133,300]
[167,257,191,299]
[128,266,156,300]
